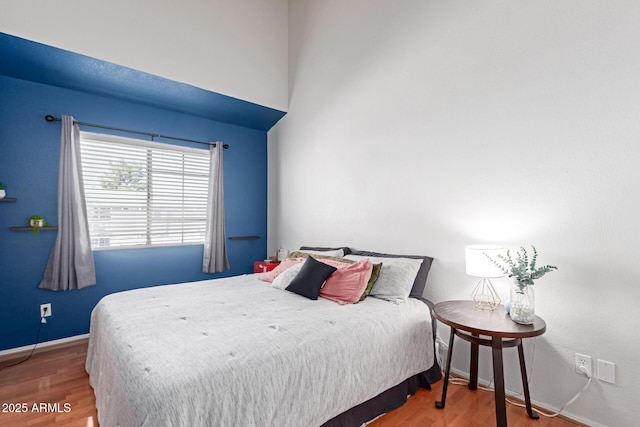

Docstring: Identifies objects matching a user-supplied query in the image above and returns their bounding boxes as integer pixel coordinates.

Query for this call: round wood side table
[433,300,546,427]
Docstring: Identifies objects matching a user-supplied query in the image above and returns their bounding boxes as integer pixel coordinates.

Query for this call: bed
[86,248,441,426]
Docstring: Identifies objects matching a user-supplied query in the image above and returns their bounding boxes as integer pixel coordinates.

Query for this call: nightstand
[254,261,280,273]
[434,300,546,427]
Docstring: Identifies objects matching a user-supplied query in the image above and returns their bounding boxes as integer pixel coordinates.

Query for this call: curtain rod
[44,115,229,149]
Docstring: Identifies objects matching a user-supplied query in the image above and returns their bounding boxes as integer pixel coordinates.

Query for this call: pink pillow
[258,257,305,282]
[319,258,373,304]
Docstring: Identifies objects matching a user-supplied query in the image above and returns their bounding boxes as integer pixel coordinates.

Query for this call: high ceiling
[0,32,286,131]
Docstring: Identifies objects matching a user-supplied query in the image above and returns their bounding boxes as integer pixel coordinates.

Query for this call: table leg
[518,341,540,419]
[469,333,479,390]
[435,327,456,409]
[491,336,507,427]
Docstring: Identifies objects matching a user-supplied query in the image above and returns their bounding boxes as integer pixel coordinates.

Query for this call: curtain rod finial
[45,115,55,122]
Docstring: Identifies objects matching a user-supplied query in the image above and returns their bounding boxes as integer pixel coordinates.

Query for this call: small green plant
[28,215,46,236]
[486,246,557,292]
[0,182,4,189]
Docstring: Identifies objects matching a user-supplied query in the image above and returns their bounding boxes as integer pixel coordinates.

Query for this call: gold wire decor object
[471,277,501,310]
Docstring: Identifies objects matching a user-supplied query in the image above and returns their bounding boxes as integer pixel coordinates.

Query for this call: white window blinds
[79,132,210,249]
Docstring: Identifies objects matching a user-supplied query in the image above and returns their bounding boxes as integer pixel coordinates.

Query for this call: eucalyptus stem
[485,245,557,288]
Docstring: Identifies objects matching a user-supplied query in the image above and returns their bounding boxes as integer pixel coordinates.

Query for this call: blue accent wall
[0,32,287,130]
[0,75,270,351]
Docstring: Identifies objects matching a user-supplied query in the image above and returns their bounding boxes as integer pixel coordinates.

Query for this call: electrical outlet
[40,303,52,318]
[575,353,592,377]
[597,359,616,384]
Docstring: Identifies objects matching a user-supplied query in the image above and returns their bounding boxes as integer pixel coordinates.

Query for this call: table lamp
[465,245,505,310]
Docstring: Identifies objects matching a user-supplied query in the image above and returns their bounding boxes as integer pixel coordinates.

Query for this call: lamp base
[471,277,501,310]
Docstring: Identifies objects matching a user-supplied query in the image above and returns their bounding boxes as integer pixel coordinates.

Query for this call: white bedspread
[86,274,434,427]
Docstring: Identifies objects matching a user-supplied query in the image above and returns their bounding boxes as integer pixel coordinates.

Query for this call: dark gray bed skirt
[322,296,442,427]
[321,364,442,427]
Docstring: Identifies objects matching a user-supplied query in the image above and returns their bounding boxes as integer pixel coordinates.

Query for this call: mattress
[86,273,434,426]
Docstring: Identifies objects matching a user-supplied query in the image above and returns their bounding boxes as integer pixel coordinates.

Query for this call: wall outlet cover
[40,303,52,318]
[575,353,592,377]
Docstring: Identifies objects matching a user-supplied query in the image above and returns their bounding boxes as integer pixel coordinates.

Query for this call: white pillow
[298,248,344,258]
[271,263,304,290]
[344,255,423,304]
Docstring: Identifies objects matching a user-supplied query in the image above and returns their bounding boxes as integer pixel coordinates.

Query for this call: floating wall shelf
[0,198,17,202]
[10,226,58,231]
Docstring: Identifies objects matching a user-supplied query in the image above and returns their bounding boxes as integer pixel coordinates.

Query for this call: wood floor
[0,343,97,427]
[0,342,583,427]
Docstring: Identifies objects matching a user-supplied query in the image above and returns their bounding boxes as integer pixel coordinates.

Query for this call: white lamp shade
[465,245,505,278]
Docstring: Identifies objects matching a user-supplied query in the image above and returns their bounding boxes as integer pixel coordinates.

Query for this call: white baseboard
[0,334,90,363]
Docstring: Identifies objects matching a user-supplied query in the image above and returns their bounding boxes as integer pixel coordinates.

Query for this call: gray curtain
[40,115,96,291]
[203,143,229,273]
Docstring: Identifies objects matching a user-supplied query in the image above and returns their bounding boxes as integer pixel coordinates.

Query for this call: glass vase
[509,284,535,324]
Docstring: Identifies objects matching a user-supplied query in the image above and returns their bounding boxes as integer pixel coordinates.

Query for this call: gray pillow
[300,246,352,256]
[344,255,422,303]
[272,263,304,290]
[348,250,433,298]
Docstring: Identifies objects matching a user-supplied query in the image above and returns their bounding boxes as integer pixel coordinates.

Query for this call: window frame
[79,131,211,251]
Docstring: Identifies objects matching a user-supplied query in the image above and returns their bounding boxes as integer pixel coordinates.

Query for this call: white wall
[269,1,640,425]
[0,0,288,111]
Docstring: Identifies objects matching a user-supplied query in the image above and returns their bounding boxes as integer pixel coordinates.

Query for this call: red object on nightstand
[254,261,280,273]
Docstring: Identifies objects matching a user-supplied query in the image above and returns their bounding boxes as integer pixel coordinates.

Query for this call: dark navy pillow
[286,256,337,300]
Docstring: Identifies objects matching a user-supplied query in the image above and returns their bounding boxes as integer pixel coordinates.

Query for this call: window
[80,132,210,249]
